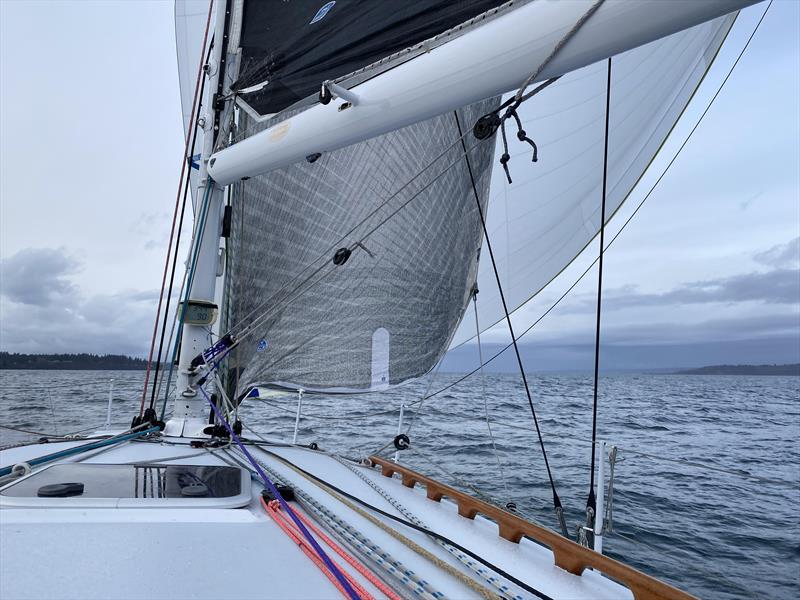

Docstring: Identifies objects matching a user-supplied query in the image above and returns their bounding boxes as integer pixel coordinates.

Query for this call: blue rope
[198,384,360,599]
[159,181,215,420]
[0,427,160,477]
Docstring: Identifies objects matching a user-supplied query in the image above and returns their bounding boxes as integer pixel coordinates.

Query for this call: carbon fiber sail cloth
[226,99,498,392]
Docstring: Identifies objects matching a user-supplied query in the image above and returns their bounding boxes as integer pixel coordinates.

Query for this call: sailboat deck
[1,435,631,600]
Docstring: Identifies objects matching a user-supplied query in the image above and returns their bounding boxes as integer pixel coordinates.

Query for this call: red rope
[139,0,214,417]
[261,498,374,600]
[270,499,403,600]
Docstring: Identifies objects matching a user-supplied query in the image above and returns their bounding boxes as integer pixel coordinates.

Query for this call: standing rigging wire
[452,111,568,537]
[586,56,612,540]
[157,179,215,421]
[148,33,216,415]
[138,0,215,420]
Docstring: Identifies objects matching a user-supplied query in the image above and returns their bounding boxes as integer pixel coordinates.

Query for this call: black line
[588,57,612,514]
[452,110,565,527]
[249,445,555,600]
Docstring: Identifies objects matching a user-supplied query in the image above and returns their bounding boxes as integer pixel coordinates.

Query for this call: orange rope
[269,499,403,600]
[261,497,374,599]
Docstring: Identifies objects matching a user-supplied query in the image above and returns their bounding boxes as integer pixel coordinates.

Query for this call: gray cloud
[559,268,799,314]
[754,236,799,269]
[0,247,161,356]
[0,247,80,306]
[596,312,800,346]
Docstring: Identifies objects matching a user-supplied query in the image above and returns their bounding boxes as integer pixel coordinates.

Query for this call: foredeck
[1,434,634,600]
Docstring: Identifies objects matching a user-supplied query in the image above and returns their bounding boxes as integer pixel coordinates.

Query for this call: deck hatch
[0,464,250,508]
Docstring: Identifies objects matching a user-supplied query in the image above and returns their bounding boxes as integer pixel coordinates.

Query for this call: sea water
[1,369,798,600]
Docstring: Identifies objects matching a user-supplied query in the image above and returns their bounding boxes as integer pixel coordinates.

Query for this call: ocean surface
[1,369,798,600]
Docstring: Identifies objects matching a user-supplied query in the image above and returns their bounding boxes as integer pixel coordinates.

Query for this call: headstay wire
[148,21,216,415]
[422,1,772,405]
[139,0,215,419]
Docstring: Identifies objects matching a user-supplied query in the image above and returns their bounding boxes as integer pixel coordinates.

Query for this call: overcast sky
[0,1,798,370]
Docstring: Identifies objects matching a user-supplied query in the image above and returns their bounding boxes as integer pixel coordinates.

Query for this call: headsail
[226,99,498,392]
[450,14,736,346]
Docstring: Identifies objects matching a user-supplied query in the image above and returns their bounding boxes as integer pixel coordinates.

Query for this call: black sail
[234,0,510,115]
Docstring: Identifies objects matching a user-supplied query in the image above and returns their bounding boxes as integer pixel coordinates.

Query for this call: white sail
[451,14,736,346]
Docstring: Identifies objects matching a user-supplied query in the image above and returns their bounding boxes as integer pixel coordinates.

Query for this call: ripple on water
[1,370,798,599]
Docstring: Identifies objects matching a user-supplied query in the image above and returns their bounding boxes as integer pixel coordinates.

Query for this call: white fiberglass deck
[0,434,631,600]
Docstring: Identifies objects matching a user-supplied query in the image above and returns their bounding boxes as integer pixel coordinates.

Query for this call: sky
[0,1,798,371]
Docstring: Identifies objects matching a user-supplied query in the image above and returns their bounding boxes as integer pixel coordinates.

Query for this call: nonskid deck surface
[0,435,630,600]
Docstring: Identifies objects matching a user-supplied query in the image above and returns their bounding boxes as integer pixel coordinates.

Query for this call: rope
[587,56,612,532]
[258,445,554,600]
[472,290,510,500]
[453,110,567,537]
[0,425,159,477]
[224,449,444,599]
[149,17,215,414]
[262,498,375,600]
[513,0,604,105]
[335,456,525,600]
[267,453,500,600]
[140,0,214,418]
[199,385,360,600]
[422,3,773,407]
[265,497,403,600]
[157,179,215,421]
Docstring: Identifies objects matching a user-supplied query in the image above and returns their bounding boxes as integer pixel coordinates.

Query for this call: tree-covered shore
[0,352,150,370]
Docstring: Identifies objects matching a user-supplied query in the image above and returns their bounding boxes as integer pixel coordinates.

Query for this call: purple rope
[198,385,360,600]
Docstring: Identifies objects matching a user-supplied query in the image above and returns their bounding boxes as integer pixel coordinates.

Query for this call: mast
[206,0,756,185]
[164,0,229,437]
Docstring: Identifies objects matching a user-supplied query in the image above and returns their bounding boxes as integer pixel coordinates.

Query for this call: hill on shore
[0,352,150,370]
[674,363,800,376]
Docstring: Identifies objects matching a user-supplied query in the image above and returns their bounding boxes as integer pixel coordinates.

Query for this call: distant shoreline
[671,364,800,376]
[2,352,798,375]
[0,352,150,371]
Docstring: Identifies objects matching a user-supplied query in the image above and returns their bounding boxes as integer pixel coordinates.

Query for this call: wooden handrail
[368,456,696,600]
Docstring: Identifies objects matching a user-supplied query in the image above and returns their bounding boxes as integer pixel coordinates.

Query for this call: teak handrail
[368,455,695,600]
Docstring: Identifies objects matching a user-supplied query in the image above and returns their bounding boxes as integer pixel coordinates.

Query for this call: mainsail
[175,1,738,393]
